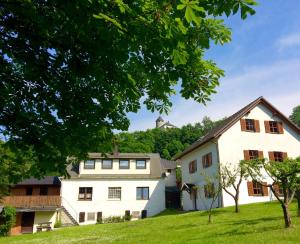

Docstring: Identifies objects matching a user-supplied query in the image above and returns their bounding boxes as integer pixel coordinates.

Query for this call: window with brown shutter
[249,150,259,160]
[202,153,212,168]
[269,151,287,162]
[244,150,263,160]
[248,181,265,196]
[189,160,197,174]
[79,212,85,223]
[265,121,283,134]
[245,119,255,132]
[241,119,260,132]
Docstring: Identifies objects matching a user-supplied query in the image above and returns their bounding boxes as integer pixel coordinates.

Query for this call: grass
[1,201,300,244]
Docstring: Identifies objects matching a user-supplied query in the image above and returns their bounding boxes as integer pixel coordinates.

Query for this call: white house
[174,97,300,211]
[61,153,177,225]
[156,116,177,129]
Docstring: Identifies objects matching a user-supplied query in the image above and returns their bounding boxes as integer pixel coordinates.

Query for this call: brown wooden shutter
[283,152,288,159]
[268,151,275,161]
[208,153,212,166]
[202,156,205,168]
[278,122,284,134]
[273,184,279,194]
[262,182,268,196]
[264,121,270,133]
[240,119,246,131]
[254,120,260,132]
[244,150,250,160]
[247,181,254,196]
[258,151,264,159]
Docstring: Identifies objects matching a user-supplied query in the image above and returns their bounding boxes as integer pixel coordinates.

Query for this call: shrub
[0,206,16,236]
[124,212,132,221]
[54,220,62,228]
[103,216,124,224]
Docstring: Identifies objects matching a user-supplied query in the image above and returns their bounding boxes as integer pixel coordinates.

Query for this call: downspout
[212,138,223,208]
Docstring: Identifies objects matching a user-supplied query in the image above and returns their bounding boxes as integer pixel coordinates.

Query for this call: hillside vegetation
[2,201,300,244]
[116,117,225,159]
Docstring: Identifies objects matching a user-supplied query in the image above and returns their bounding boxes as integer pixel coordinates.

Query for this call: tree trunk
[208,210,212,224]
[297,190,300,217]
[234,198,240,213]
[281,203,291,228]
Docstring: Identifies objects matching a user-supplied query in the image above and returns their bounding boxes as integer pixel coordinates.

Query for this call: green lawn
[2,201,300,244]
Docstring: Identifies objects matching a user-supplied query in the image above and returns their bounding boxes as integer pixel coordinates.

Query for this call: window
[108,187,121,200]
[136,187,149,200]
[84,159,95,169]
[102,159,113,169]
[249,150,259,160]
[269,121,279,133]
[40,187,48,195]
[87,212,95,221]
[136,159,146,169]
[78,187,93,200]
[274,151,283,162]
[245,119,255,132]
[26,187,33,196]
[204,183,215,198]
[202,153,212,168]
[253,181,263,196]
[79,212,85,223]
[119,159,130,169]
[189,160,197,174]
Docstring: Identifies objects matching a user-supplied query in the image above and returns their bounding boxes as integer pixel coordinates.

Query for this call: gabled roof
[159,121,177,128]
[15,176,61,186]
[174,96,300,160]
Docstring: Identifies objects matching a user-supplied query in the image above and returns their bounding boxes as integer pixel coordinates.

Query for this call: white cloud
[128,58,300,131]
[277,32,300,50]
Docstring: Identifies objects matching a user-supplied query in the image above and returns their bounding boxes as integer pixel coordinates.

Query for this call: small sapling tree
[242,158,300,228]
[220,162,246,213]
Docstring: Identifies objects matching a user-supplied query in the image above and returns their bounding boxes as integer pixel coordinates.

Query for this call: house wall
[61,178,165,224]
[164,169,177,187]
[79,159,151,175]
[180,142,219,211]
[33,211,57,233]
[218,103,300,207]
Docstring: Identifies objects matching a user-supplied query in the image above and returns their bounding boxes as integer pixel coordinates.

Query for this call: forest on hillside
[116,117,226,160]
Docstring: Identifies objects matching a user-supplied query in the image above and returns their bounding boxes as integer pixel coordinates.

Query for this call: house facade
[175,97,300,211]
[61,153,177,225]
[1,177,61,235]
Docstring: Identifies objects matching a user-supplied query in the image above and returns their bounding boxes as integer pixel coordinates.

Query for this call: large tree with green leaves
[290,105,300,127]
[0,0,257,180]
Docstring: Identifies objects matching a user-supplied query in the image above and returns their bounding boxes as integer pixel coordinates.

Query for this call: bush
[124,212,132,221]
[54,220,62,228]
[103,216,124,224]
[0,206,16,236]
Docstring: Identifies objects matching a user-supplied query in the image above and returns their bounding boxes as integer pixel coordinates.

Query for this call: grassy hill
[2,201,300,244]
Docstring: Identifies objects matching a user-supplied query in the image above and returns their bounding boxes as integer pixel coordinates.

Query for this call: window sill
[107,199,121,201]
[78,199,92,201]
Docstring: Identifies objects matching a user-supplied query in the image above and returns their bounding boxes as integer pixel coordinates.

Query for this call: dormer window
[102,159,113,169]
[136,159,146,169]
[119,159,130,169]
[84,159,95,169]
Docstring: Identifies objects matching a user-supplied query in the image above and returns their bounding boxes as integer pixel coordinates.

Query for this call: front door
[21,212,35,233]
[191,189,197,210]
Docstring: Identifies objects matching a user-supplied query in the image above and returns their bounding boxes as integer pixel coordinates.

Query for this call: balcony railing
[1,196,61,209]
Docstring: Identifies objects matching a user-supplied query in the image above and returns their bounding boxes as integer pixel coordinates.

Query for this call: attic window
[245,119,255,132]
[269,121,279,133]
[136,160,146,169]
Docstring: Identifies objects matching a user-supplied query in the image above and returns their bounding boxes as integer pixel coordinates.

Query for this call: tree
[0,0,257,180]
[220,162,246,213]
[242,158,300,228]
[290,105,300,127]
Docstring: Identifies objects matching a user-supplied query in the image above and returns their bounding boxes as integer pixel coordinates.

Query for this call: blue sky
[127,0,300,132]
